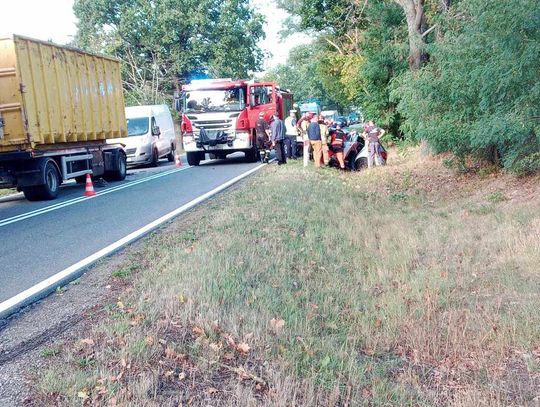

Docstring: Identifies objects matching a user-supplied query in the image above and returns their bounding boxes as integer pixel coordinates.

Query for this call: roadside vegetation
[269,0,540,173]
[32,150,540,406]
[0,188,17,197]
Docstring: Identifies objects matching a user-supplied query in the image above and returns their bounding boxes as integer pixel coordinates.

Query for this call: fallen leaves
[270,318,285,331]
[145,336,154,346]
[78,335,93,345]
[77,389,89,400]
[236,342,251,354]
[192,326,205,337]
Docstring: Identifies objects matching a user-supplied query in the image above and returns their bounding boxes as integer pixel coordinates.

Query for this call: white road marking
[0,161,268,318]
[0,165,192,228]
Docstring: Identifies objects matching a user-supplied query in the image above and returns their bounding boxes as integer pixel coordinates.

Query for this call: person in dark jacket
[270,113,287,165]
[307,116,322,167]
[330,123,346,169]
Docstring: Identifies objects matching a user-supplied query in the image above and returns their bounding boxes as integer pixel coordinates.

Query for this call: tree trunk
[394,0,427,71]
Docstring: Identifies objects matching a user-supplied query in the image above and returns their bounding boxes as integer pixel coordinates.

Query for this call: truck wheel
[167,144,175,162]
[245,146,258,163]
[104,152,127,181]
[23,160,60,201]
[186,151,201,166]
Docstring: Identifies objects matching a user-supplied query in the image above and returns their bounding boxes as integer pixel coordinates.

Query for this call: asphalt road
[0,154,262,304]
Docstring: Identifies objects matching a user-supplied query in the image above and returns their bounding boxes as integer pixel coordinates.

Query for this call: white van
[110,105,177,167]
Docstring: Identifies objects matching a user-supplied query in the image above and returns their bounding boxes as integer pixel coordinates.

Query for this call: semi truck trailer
[0,35,128,201]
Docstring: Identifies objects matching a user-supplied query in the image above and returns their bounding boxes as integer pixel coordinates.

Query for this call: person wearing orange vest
[330,123,346,169]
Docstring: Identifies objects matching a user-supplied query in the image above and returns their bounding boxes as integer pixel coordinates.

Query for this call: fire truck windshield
[184,88,245,113]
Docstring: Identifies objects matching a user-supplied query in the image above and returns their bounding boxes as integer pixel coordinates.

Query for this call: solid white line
[0,161,267,319]
[0,165,192,228]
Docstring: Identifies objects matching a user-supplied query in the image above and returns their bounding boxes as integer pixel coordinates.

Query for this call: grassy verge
[34,150,540,406]
[0,188,17,197]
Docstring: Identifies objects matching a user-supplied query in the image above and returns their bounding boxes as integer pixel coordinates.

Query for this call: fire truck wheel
[245,147,258,163]
[187,151,202,166]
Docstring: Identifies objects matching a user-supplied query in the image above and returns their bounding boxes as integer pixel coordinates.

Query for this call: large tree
[395,0,540,171]
[73,0,265,104]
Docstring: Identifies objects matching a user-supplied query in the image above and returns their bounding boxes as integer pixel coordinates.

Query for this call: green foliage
[276,0,408,135]
[358,1,408,136]
[73,0,264,104]
[395,0,540,171]
[263,43,346,110]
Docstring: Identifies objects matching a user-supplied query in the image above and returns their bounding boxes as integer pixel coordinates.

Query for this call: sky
[2,0,310,71]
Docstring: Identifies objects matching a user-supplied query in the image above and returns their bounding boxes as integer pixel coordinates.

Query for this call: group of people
[255,110,385,169]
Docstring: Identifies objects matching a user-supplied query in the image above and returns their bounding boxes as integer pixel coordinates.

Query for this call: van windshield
[184,88,245,113]
[127,117,149,137]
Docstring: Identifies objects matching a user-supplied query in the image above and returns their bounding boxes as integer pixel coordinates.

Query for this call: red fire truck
[175,79,293,166]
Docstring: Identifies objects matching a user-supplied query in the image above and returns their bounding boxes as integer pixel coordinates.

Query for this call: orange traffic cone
[84,173,96,197]
[175,154,182,167]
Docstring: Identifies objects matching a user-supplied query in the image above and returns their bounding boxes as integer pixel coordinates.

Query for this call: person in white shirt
[283,111,298,159]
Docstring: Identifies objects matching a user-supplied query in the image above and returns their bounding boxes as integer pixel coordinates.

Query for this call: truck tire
[23,160,60,201]
[167,144,175,162]
[245,146,258,163]
[104,151,127,181]
[186,151,202,166]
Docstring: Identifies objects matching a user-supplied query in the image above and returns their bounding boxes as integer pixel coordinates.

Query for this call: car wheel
[354,157,368,171]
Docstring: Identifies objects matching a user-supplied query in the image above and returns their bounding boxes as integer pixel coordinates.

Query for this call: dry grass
[0,188,16,197]
[32,149,540,406]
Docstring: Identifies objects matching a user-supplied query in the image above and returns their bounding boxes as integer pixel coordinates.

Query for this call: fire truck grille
[192,119,234,132]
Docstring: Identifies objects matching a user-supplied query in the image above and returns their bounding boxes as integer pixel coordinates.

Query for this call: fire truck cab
[175,79,293,166]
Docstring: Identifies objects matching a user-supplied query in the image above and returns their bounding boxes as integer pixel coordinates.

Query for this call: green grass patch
[35,157,540,406]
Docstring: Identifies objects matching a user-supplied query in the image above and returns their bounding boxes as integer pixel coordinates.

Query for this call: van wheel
[23,160,60,201]
[187,151,202,166]
[150,148,159,167]
[354,157,368,171]
[167,145,175,162]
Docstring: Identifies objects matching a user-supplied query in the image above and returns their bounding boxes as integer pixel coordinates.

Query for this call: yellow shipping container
[0,34,127,153]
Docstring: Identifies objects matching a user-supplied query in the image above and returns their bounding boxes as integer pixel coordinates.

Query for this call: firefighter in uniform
[330,123,346,169]
[255,112,271,163]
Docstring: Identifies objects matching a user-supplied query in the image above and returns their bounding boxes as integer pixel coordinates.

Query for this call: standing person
[319,115,330,166]
[330,123,346,169]
[284,111,298,159]
[307,115,323,168]
[363,120,385,168]
[297,112,312,167]
[255,112,271,163]
[270,113,287,165]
